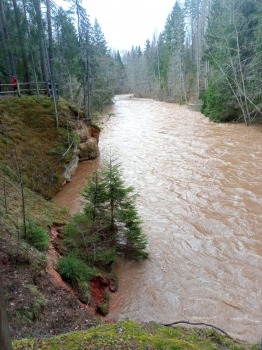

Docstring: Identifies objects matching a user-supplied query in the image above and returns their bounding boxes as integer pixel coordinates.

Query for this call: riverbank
[0,96,101,339]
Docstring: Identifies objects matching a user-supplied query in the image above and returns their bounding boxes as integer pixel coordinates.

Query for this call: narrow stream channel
[55,95,262,342]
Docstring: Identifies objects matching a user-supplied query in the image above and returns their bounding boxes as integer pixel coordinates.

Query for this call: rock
[90,127,100,143]
[74,121,100,161]
[78,138,99,161]
[75,121,100,143]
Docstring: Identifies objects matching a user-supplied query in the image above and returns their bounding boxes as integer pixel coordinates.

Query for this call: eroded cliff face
[63,121,100,182]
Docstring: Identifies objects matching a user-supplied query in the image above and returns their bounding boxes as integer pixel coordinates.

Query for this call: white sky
[57,0,177,52]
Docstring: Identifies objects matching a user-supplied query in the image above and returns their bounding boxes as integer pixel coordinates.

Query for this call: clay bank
[63,120,100,184]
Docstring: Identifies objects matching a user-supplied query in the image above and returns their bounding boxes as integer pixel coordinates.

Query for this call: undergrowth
[57,253,98,284]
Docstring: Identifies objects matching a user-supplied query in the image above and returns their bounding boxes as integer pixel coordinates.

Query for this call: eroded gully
[54,95,262,342]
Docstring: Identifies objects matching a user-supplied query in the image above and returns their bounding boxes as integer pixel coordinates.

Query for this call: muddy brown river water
[55,95,262,342]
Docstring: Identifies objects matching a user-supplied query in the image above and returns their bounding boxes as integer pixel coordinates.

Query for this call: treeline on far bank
[120,0,262,125]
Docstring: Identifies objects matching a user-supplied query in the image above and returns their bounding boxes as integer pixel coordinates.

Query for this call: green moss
[13,321,259,350]
[0,96,79,199]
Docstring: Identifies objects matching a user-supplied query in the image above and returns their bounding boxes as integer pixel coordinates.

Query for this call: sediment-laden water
[55,95,262,342]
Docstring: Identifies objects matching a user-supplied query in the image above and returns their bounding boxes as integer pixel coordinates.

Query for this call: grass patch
[13,320,259,350]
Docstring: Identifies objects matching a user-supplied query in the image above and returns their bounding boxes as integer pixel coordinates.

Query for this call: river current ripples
[55,95,262,342]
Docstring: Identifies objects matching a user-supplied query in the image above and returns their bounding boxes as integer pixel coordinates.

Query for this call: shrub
[96,302,109,316]
[25,221,49,252]
[201,80,238,122]
[57,253,97,284]
[76,280,91,304]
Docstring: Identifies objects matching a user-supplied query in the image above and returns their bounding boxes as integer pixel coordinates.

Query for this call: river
[54,95,262,342]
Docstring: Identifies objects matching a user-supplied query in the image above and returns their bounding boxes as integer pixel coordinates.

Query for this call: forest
[1,0,262,124]
[123,0,262,124]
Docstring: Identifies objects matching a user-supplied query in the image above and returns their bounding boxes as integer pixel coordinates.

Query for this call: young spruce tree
[102,158,148,261]
[63,158,148,267]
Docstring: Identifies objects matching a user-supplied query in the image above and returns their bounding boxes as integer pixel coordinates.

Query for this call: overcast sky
[57,0,177,52]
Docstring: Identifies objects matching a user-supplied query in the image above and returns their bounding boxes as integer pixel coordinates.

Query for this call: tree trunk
[46,0,59,127]
[12,0,30,83]
[0,276,12,350]
[33,0,48,83]
[85,31,91,119]
[0,1,16,76]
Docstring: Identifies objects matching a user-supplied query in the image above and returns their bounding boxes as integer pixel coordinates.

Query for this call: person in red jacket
[11,76,17,95]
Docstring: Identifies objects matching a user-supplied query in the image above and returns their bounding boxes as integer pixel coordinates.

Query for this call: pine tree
[90,19,114,112]
[103,159,133,230]
[112,50,126,94]
[83,170,109,236]
[102,158,148,261]
[163,1,187,102]
[118,198,148,261]
[63,160,148,265]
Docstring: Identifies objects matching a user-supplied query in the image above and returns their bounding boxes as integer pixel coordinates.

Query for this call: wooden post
[17,80,21,97]
[0,275,12,350]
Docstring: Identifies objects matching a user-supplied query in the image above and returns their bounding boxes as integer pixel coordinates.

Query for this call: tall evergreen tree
[90,19,114,112]
[112,50,126,94]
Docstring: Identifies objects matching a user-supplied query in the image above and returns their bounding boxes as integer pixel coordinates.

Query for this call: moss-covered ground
[0,96,73,270]
[13,320,259,350]
[0,96,77,199]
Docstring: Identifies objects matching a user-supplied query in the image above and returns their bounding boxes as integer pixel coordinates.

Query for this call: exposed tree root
[161,320,230,337]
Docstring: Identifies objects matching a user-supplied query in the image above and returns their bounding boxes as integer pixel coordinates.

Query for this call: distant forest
[1,0,262,124]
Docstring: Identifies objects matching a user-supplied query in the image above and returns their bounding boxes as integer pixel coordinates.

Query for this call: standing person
[11,76,17,96]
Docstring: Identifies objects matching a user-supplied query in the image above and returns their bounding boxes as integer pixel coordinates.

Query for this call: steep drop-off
[0,96,100,339]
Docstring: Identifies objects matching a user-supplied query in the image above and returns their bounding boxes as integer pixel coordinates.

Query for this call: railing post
[17,81,21,97]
